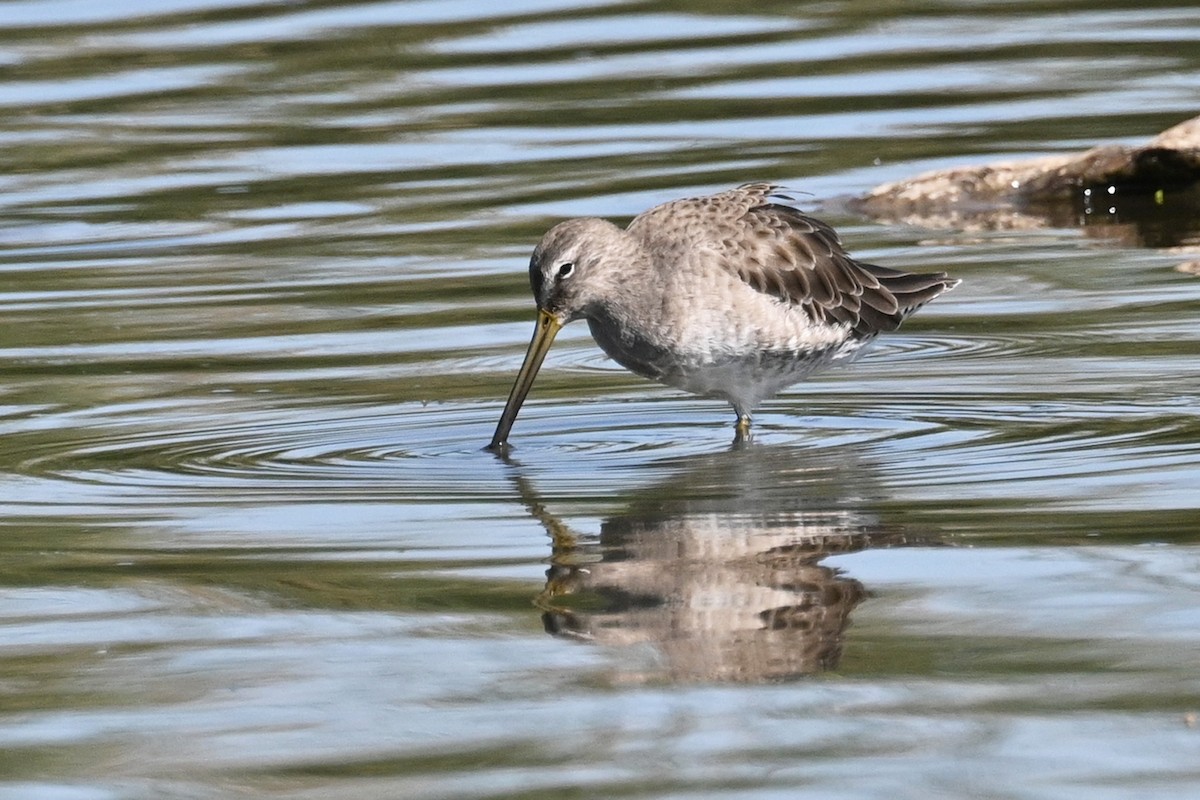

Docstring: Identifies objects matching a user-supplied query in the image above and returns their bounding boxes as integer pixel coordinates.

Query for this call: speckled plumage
[489,183,958,448]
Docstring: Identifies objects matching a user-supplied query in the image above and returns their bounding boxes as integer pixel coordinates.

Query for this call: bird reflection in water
[503,444,928,683]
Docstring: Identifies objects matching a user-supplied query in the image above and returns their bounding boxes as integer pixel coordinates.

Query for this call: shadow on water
[497,442,938,683]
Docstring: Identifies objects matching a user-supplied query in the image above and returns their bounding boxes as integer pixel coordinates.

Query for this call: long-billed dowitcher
[489,183,958,449]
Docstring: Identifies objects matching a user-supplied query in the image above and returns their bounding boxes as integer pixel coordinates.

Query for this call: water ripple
[2,1,1200,795]
[3,386,1195,516]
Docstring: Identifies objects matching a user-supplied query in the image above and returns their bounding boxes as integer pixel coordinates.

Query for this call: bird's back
[627,183,958,341]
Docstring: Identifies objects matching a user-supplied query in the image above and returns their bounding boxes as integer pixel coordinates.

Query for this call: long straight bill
[488,309,562,450]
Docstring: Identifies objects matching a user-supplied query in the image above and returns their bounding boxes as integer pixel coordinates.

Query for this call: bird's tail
[854,263,959,334]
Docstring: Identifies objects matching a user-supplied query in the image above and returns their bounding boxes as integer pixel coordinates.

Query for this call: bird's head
[488,217,634,451]
[528,217,629,324]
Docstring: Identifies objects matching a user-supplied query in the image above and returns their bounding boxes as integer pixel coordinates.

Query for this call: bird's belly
[661,346,849,412]
[586,311,863,414]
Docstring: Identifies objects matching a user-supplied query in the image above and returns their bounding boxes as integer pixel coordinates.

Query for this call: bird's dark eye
[556,261,575,279]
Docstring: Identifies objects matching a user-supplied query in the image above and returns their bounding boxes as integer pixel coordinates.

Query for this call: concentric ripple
[5,402,489,502]
[5,380,1197,519]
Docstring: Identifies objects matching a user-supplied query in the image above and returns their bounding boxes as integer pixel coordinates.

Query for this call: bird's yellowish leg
[734,414,753,444]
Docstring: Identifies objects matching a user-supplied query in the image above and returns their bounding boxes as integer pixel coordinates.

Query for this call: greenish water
[1,1,1199,798]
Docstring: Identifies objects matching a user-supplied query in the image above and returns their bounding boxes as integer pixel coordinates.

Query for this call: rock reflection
[508,445,925,682]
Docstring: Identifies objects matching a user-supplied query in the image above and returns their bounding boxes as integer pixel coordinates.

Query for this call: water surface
[2,1,1199,798]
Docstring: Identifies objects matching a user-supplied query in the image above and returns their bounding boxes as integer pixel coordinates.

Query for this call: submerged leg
[733,413,753,444]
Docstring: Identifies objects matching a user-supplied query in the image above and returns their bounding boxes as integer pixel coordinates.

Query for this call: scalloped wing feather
[629,184,956,338]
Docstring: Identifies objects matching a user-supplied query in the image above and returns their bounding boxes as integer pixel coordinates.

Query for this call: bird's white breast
[585,265,861,415]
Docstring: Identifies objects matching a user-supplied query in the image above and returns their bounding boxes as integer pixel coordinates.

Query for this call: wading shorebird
[489,183,957,449]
